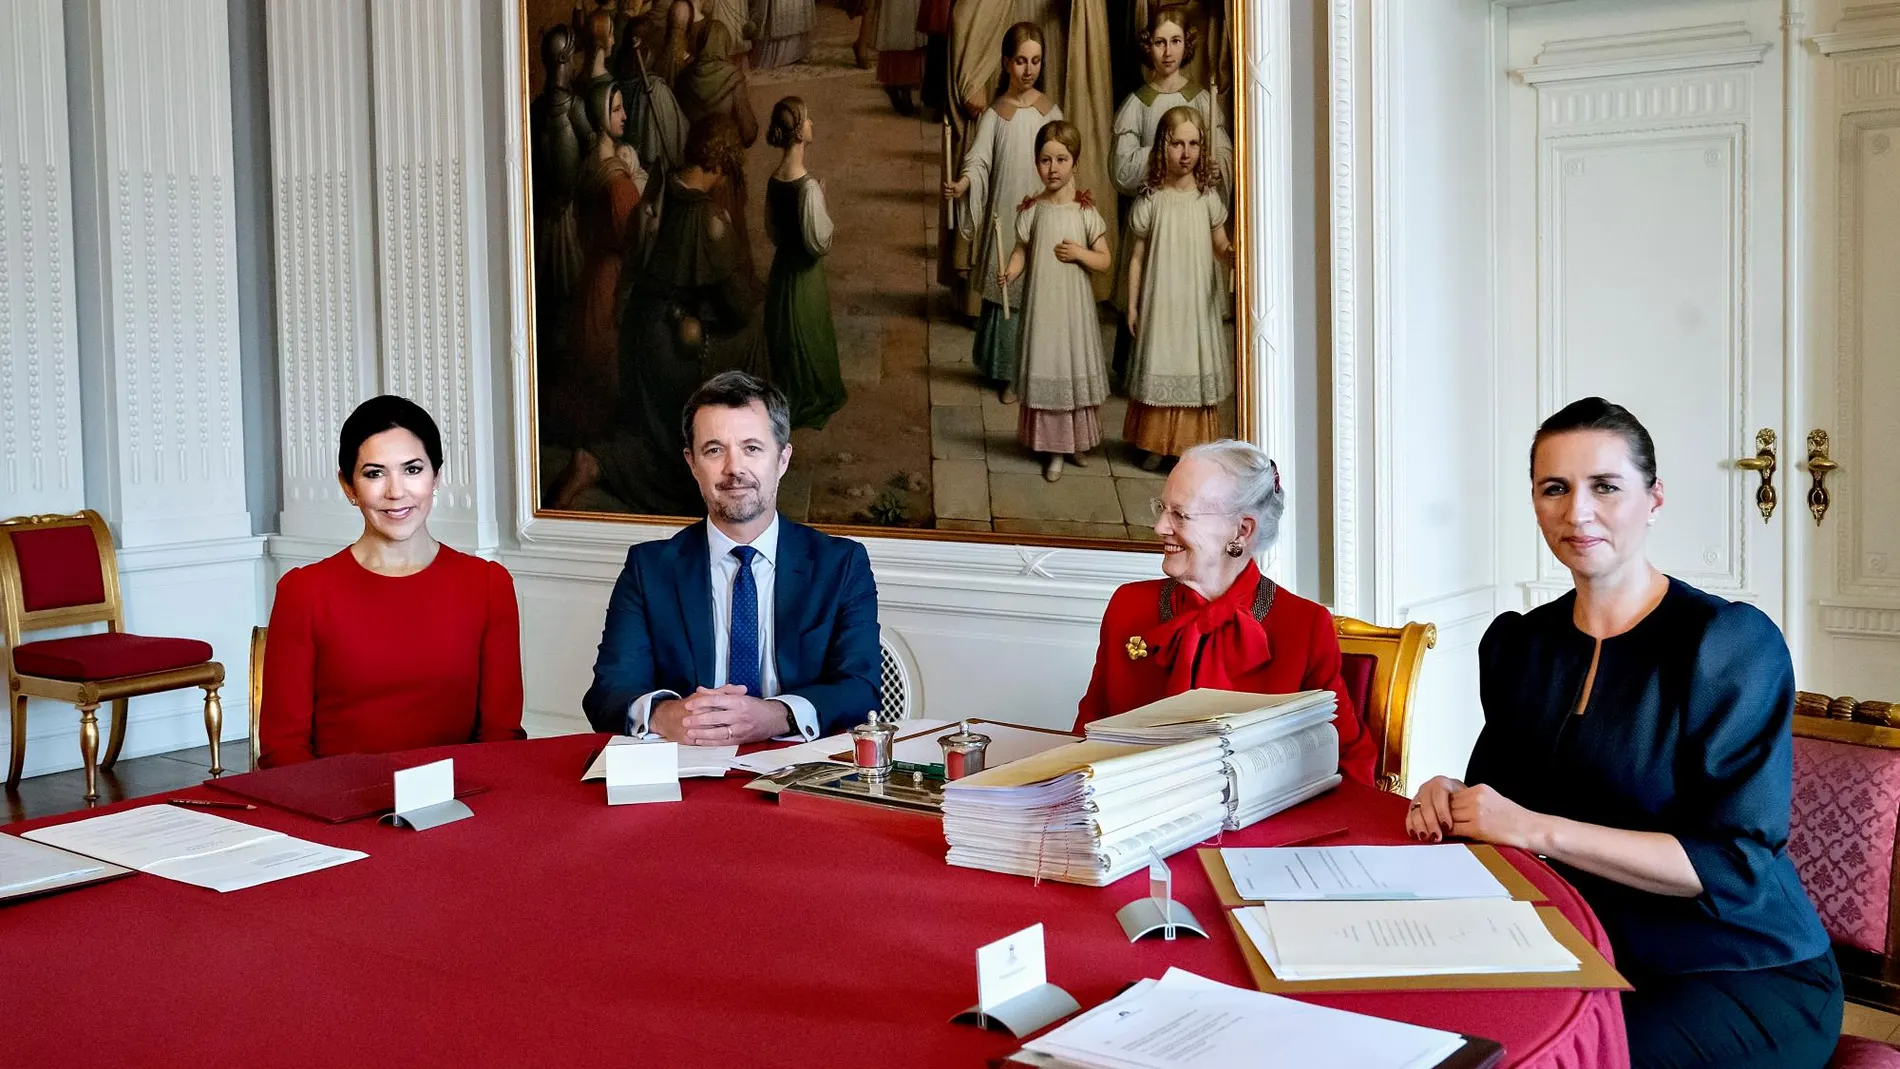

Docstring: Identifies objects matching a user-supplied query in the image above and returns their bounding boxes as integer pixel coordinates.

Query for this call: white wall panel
[69,0,251,548]
[369,0,500,551]
[267,0,380,544]
[0,0,84,516]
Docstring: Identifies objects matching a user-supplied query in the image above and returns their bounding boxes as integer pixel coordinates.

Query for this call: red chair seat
[12,633,214,682]
[1833,1035,1900,1068]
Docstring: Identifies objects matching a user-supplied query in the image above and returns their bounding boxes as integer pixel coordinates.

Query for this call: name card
[977,923,1048,1013]
[606,740,682,806]
[384,758,472,831]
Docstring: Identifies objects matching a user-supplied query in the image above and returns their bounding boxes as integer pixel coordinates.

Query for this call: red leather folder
[203,753,489,823]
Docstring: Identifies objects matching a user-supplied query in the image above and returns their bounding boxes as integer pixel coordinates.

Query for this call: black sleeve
[1671,602,1798,917]
[1463,611,1524,789]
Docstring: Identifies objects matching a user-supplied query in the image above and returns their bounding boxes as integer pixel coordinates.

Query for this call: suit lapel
[674,521,715,686]
[774,519,812,684]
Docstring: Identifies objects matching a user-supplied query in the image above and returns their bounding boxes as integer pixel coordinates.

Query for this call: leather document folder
[205,753,488,823]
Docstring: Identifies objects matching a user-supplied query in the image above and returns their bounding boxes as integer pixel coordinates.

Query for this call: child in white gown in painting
[1001,121,1113,483]
[942,23,1060,403]
[1123,105,1233,469]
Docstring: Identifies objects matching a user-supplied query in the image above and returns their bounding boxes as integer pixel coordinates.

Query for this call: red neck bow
[1137,563,1275,695]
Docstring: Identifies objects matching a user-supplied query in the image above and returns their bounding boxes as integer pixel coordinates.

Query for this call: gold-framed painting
[520,0,1253,548]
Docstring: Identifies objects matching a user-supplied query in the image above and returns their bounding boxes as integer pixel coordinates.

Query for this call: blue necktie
[728,545,761,697]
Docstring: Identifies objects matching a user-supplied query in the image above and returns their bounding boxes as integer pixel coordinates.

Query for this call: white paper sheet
[22,806,365,893]
[1237,898,1581,980]
[1023,967,1467,1069]
[24,805,278,869]
[1220,844,1512,901]
[142,838,366,893]
[0,833,113,894]
[583,737,737,780]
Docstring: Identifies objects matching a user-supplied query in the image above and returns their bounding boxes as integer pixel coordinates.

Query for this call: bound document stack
[1084,689,1343,830]
[941,739,1227,886]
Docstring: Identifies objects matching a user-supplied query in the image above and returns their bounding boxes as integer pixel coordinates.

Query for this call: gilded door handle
[1736,429,1777,523]
[1806,430,1839,525]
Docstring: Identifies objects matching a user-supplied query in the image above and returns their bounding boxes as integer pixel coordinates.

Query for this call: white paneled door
[1497,0,1899,703]
[1503,4,1786,621]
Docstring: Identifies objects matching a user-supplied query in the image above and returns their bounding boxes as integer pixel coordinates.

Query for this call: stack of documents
[941,739,1228,886]
[22,805,365,893]
[1021,967,1471,1069]
[1234,898,1581,981]
[1084,690,1343,831]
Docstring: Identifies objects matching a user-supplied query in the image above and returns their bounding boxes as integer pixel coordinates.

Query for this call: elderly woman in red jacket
[1074,439,1374,784]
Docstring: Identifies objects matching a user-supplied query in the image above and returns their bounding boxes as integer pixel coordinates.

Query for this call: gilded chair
[249,625,266,771]
[1333,616,1437,795]
[1788,690,1900,1014]
[1,510,226,801]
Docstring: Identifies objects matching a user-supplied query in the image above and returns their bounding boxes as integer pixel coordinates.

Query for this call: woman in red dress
[1075,439,1375,784]
[259,397,526,767]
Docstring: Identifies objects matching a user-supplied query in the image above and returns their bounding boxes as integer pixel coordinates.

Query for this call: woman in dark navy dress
[1407,398,1841,1069]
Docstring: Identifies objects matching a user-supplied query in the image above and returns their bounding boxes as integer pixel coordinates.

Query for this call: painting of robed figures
[524,0,1246,545]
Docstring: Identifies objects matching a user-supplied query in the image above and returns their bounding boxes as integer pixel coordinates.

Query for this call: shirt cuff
[627,690,680,737]
[771,695,820,741]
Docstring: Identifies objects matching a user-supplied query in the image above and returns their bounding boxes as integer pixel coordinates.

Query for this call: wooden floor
[3,742,231,825]
[7,739,1900,1055]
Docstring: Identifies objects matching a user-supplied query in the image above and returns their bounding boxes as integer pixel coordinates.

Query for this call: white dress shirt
[627,517,820,740]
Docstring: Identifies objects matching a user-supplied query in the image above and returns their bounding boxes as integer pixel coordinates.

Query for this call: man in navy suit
[582,372,882,743]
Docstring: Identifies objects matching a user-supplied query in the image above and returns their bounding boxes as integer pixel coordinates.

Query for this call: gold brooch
[1125,636,1149,661]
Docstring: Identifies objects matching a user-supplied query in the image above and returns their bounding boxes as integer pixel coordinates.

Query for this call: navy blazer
[581,518,882,736]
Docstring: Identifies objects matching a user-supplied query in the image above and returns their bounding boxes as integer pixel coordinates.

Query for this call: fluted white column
[266,0,381,545]
[368,0,502,551]
[1,0,84,517]
[67,0,251,547]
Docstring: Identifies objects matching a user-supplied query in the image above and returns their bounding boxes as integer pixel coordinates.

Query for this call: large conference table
[2,735,1629,1068]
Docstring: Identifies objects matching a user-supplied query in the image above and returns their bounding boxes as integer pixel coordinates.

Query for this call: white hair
[1182,439,1285,551]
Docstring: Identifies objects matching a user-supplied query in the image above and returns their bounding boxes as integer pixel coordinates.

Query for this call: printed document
[584,737,736,780]
[0,833,117,895]
[23,805,364,892]
[1023,967,1466,1069]
[1236,898,1580,980]
[1221,844,1512,901]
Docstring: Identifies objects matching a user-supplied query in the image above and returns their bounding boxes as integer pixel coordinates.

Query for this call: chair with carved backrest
[1,509,226,801]
[1788,689,1900,1016]
[1332,617,1437,795]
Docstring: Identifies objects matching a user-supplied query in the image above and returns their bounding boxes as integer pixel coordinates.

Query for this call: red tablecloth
[1,736,1629,1069]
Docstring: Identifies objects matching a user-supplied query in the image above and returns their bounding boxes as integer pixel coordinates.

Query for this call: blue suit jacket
[581,519,882,736]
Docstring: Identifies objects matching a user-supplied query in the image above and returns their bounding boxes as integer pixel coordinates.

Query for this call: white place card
[606,740,682,805]
[953,922,1080,1037]
[385,758,472,831]
[978,923,1049,1013]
